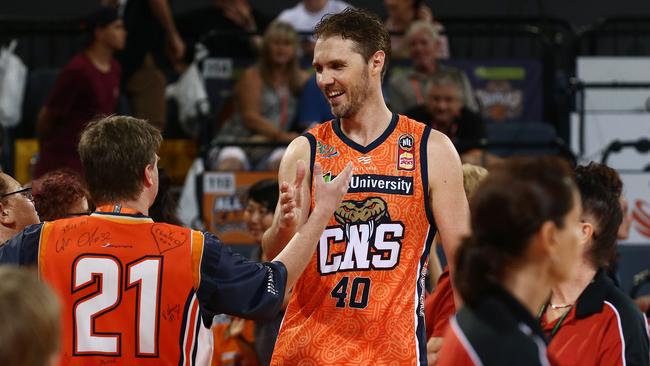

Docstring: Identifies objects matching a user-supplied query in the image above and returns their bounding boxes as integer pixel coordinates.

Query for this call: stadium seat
[485,121,564,157]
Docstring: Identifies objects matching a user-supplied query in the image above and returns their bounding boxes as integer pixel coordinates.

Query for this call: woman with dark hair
[540,163,649,366]
[245,179,279,256]
[32,169,91,221]
[437,157,582,365]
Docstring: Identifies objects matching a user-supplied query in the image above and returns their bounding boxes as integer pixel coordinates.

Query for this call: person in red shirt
[539,163,649,365]
[34,6,125,179]
[436,157,583,366]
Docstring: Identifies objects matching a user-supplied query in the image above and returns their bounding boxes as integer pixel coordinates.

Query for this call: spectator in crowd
[34,6,124,179]
[0,114,353,365]
[388,20,478,114]
[106,0,185,130]
[0,172,40,243]
[405,74,485,165]
[176,0,271,60]
[0,266,61,366]
[540,163,649,365]
[211,179,281,366]
[437,157,582,365]
[213,21,310,171]
[383,0,448,59]
[32,169,91,222]
[276,0,352,56]
[245,179,285,366]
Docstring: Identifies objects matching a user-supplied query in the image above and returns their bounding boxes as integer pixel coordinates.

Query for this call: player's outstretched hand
[312,162,353,216]
[278,160,306,232]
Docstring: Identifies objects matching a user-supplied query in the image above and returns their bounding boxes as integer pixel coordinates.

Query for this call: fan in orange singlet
[262,9,470,366]
[0,115,354,366]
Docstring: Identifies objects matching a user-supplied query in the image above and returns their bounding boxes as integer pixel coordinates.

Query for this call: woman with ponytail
[436,157,582,365]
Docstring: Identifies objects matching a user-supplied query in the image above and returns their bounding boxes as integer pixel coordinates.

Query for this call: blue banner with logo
[388,59,543,124]
[449,59,543,124]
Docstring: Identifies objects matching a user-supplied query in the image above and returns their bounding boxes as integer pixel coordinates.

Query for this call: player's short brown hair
[0,266,60,366]
[314,8,391,79]
[78,115,162,205]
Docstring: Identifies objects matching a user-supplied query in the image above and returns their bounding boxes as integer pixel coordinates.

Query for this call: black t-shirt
[119,0,165,80]
[404,105,485,153]
[175,7,272,61]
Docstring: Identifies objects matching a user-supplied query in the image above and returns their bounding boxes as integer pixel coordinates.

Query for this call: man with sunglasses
[0,173,39,243]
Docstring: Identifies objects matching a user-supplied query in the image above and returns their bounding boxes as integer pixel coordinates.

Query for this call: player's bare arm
[273,162,353,294]
[262,136,312,258]
[427,130,470,276]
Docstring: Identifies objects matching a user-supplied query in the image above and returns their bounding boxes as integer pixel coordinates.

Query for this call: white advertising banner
[620,173,650,246]
[576,57,650,111]
[570,112,650,170]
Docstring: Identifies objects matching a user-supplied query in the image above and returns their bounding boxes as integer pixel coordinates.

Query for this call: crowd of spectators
[30,0,485,178]
[0,3,648,366]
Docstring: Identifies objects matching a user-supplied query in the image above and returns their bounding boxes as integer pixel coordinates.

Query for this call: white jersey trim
[604,300,627,366]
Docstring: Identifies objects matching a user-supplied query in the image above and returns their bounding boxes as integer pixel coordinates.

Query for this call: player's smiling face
[313,36,371,118]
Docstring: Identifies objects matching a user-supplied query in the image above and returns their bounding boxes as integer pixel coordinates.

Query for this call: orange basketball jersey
[272,114,436,365]
[12,206,289,366]
[38,208,213,366]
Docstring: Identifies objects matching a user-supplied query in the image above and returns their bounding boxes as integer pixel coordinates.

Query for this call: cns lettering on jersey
[318,196,404,275]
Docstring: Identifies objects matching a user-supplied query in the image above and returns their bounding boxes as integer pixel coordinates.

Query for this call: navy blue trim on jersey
[332,113,398,154]
[415,126,437,365]
[304,132,317,189]
[177,291,195,366]
[0,223,42,265]
[190,314,201,365]
[417,229,435,366]
[419,127,437,234]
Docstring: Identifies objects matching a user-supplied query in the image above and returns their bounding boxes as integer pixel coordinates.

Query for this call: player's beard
[331,69,370,119]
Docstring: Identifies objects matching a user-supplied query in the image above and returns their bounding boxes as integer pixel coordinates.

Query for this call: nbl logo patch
[397,134,415,171]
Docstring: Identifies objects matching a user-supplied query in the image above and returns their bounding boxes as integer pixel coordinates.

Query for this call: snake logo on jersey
[318,197,404,275]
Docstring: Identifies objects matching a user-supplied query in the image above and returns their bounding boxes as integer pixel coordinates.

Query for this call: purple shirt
[35,53,120,178]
